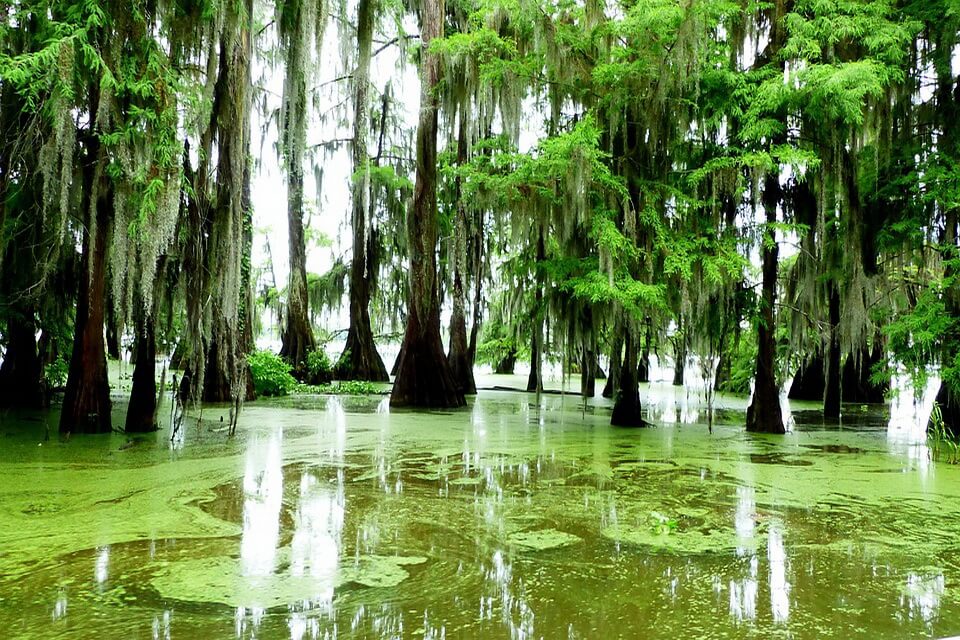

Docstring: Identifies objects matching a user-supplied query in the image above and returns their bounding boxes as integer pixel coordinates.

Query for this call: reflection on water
[240,430,283,577]
[2,381,960,639]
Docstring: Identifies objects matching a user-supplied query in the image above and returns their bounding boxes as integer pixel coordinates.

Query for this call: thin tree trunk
[823,284,842,418]
[637,319,651,383]
[527,229,545,393]
[106,301,122,360]
[672,322,685,387]
[390,0,464,408]
[467,211,484,367]
[448,112,476,394]
[746,174,785,434]
[580,309,596,398]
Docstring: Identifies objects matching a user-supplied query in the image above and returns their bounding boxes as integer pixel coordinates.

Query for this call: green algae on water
[507,528,582,550]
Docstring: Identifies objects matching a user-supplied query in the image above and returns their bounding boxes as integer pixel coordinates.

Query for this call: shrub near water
[248,350,297,397]
[306,349,333,385]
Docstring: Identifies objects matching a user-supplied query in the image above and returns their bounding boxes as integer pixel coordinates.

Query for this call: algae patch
[508,528,582,551]
[150,552,428,608]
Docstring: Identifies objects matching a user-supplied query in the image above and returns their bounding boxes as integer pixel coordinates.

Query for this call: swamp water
[1,378,959,639]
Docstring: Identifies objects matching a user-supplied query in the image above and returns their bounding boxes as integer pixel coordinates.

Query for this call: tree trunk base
[933,383,960,438]
[493,350,517,375]
[126,323,158,433]
[841,345,887,404]
[0,315,45,409]
[391,324,465,409]
[746,392,785,433]
[337,327,389,382]
[788,354,825,401]
[280,318,316,381]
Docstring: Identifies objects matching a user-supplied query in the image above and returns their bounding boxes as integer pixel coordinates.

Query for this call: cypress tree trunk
[601,328,622,399]
[672,327,685,387]
[467,214,484,368]
[0,311,44,408]
[788,352,826,401]
[611,324,645,427]
[447,113,476,394]
[637,320,651,383]
[527,230,545,393]
[279,162,316,371]
[60,147,111,434]
[841,340,886,404]
[278,0,317,373]
[390,0,464,408]
[494,349,517,375]
[105,301,122,360]
[526,326,542,392]
[823,284,842,418]
[125,314,157,432]
[338,0,389,382]
[201,2,254,404]
[579,310,596,398]
[746,174,785,434]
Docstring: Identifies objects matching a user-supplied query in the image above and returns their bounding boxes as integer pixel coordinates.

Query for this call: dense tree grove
[1,0,959,433]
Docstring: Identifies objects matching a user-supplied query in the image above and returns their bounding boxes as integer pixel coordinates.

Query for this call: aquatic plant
[928,403,960,465]
[306,349,333,384]
[247,350,297,397]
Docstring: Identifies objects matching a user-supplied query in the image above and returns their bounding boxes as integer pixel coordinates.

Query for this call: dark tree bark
[788,352,825,401]
[0,311,45,408]
[934,382,960,438]
[105,301,122,360]
[823,284,842,418]
[527,230,545,393]
[60,148,112,434]
[637,320,651,383]
[200,3,254,404]
[125,315,158,432]
[447,113,476,395]
[579,309,596,398]
[746,173,785,434]
[493,348,517,374]
[611,324,646,427]
[337,0,389,382]
[466,211,484,369]
[278,156,316,372]
[526,327,542,393]
[841,339,886,404]
[390,0,464,408]
[278,0,318,372]
[672,326,685,387]
[601,329,622,399]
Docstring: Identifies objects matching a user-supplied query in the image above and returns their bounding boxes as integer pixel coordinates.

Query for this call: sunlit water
[2,374,959,639]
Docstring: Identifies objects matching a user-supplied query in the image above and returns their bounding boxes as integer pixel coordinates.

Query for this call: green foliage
[306,349,333,381]
[248,350,297,397]
[928,403,960,464]
[295,380,383,395]
[43,358,70,390]
[719,333,758,397]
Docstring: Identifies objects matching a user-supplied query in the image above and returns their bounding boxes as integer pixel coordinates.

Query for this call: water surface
[1,378,958,639]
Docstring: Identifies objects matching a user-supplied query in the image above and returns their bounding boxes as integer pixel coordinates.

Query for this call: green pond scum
[2,384,960,639]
